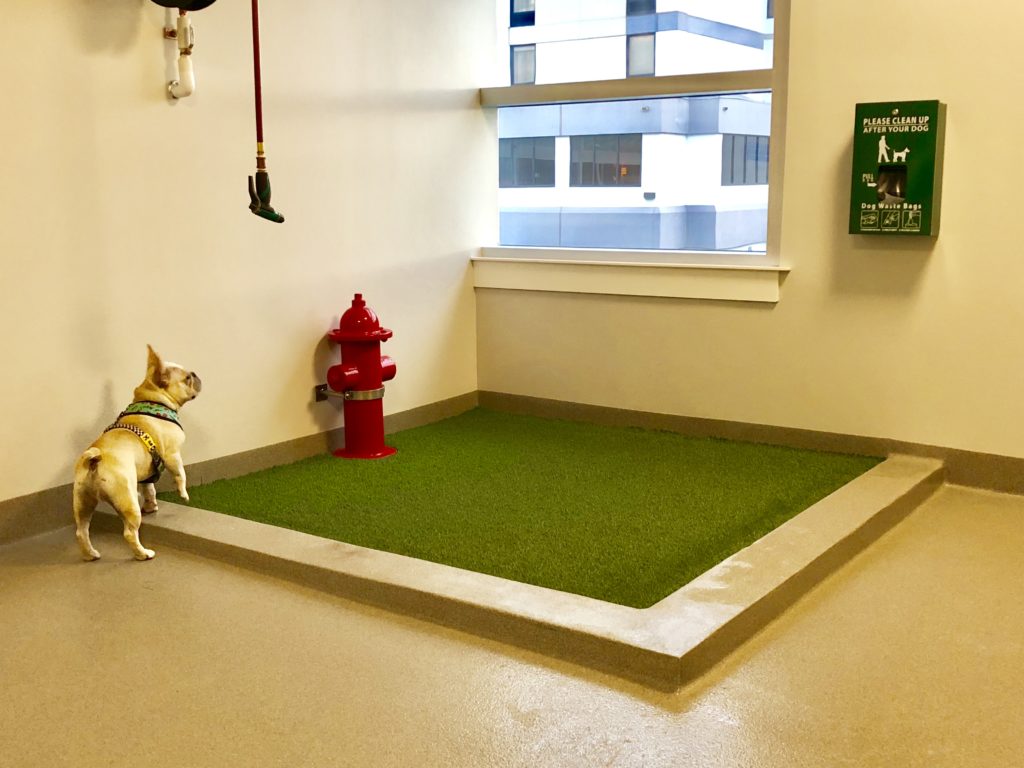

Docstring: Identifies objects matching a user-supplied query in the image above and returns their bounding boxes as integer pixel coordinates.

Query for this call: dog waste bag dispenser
[319,294,397,459]
[849,100,946,236]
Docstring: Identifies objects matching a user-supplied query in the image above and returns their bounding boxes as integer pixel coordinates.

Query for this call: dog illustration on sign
[878,135,911,164]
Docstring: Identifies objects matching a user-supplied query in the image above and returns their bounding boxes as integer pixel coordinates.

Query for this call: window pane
[511,45,535,85]
[744,136,758,183]
[721,133,770,187]
[731,136,745,184]
[759,136,770,184]
[721,135,734,185]
[499,94,771,251]
[510,0,535,28]
[569,138,580,184]
[499,159,514,187]
[500,137,555,188]
[627,34,655,78]
[533,137,555,185]
[573,136,596,186]
[619,134,642,185]
[499,139,514,187]
[569,135,643,188]
[594,135,619,186]
[515,157,533,185]
[511,137,533,186]
[578,145,595,184]
[512,137,533,163]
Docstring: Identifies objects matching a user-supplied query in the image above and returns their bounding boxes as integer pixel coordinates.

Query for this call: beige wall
[7,0,1022,508]
[478,0,1024,460]
[2,0,495,502]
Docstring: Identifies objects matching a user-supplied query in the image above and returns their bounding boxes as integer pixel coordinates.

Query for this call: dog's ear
[146,344,168,388]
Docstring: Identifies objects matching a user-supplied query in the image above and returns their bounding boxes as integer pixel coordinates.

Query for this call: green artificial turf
[167,409,881,608]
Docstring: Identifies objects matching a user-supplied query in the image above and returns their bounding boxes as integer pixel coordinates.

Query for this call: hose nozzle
[247,169,284,223]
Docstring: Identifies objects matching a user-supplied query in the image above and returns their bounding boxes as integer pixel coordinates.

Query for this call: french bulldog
[73,345,201,561]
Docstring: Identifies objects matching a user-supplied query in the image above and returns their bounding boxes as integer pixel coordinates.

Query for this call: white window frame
[476,0,791,303]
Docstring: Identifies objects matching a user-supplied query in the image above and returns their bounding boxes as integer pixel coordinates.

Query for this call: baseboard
[0,484,73,546]
[179,391,480,488]
[383,391,480,434]
[478,391,1024,495]
[0,392,479,545]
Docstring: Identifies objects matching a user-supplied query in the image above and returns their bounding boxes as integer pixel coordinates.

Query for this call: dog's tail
[82,447,102,471]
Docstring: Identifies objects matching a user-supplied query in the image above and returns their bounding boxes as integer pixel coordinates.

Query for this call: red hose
[251,0,264,148]
[246,0,283,222]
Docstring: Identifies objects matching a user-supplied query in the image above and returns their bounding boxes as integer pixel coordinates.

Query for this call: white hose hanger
[166,11,195,99]
[152,0,218,100]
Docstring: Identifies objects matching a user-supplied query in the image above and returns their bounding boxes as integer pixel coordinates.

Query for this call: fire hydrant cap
[328,293,393,342]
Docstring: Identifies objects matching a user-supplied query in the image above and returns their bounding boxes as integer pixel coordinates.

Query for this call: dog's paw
[142,503,159,515]
[82,549,101,562]
[134,548,156,561]
[178,490,190,502]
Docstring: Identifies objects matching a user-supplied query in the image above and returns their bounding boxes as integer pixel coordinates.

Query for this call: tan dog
[73,345,202,561]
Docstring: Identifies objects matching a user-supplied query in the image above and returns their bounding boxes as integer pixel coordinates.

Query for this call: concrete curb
[98,454,943,690]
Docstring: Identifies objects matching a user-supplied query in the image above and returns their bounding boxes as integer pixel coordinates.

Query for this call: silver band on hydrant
[343,387,385,401]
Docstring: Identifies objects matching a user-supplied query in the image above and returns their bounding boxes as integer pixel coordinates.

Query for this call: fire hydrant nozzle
[317,293,397,459]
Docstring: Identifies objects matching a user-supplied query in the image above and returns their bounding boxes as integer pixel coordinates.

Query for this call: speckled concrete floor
[2,484,1023,767]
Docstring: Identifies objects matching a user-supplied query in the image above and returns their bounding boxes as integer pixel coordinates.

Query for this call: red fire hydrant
[319,293,397,459]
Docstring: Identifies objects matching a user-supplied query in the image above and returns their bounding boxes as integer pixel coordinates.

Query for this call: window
[627,34,655,77]
[627,0,657,15]
[570,135,641,187]
[511,44,536,85]
[486,1,783,261]
[496,95,770,250]
[511,0,535,28]
[499,137,555,187]
[722,134,770,186]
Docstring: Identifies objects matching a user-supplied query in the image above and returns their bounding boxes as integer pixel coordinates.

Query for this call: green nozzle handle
[247,171,285,224]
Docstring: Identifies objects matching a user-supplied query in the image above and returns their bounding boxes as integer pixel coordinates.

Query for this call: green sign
[849,100,946,236]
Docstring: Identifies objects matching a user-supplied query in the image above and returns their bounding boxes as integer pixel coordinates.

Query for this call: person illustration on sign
[877,134,891,163]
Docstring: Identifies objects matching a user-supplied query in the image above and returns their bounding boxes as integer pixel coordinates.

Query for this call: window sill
[472,247,788,303]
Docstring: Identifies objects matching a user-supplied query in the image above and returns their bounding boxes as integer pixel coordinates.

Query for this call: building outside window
[510,0,535,28]
[627,33,655,77]
[510,44,536,85]
[500,137,556,187]
[492,0,777,254]
[722,134,770,186]
[570,135,642,187]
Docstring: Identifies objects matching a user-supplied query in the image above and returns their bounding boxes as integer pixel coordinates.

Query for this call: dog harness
[103,401,183,483]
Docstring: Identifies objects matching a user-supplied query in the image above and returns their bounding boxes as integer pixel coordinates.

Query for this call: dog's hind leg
[73,485,102,561]
[141,483,158,515]
[108,479,155,561]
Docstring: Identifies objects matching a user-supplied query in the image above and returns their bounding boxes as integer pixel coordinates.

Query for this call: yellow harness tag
[104,422,165,482]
